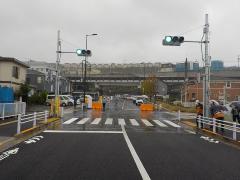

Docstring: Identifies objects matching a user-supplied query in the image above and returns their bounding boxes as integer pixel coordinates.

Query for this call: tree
[141,75,157,100]
[16,83,31,102]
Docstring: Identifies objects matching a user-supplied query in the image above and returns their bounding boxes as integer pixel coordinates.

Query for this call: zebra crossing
[63,117,181,129]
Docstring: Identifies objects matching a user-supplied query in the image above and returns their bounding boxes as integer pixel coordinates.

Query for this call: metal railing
[17,111,49,134]
[0,102,26,120]
[197,116,240,141]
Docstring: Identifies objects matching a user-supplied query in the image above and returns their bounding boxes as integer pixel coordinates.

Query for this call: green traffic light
[76,49,82,55]
[165,36,172,43]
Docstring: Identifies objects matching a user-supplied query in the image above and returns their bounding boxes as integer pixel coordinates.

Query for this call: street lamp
[83,33,98,105]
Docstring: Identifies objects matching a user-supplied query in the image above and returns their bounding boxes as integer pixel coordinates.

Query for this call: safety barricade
[17,111,49,134]
[92,102,103,110]
[140,104,154,111]
[197,116,240,141]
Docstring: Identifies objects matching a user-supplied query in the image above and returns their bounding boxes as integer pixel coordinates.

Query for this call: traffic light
[76,49,92,56]
[162,36,184,46]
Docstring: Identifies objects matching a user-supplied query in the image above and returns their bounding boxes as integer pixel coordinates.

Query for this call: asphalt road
[0,99,240,180]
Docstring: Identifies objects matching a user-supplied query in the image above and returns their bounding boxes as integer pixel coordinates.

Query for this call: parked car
[135,97,144,106]
[46,95,74,107]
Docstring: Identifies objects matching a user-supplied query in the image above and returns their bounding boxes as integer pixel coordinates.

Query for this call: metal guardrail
[197,116,240,141]
[17,111,49,134]
[0,102,26,120]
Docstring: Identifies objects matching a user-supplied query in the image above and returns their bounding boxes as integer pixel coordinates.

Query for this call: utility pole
[184,58,188,104]
[238,55,240,68]
[83,35,88,105]
[203,14,210,117]
[55,30,61,99]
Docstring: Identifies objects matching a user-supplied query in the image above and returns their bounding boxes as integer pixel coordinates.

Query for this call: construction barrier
[140,103,154,111]
[92,102,103,110]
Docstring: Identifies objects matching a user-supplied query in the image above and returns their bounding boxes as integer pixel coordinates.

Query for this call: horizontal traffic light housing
[162,36,184,46]
[76,49,92,56]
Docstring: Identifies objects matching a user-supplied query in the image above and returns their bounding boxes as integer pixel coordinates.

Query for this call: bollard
[197,116,201,128]
[2,104,5,120]
[44,110,48,123]
[33,112,37,127]
[178,110,181,122]
[213,118,216,133]
[233,122,237,141]
[60,107,64,118]
[17,114,21,134]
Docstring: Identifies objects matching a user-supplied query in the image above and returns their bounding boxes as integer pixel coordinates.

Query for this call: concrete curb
[181,120,240,147]
[14,117,60,138]
[0,118,60,152]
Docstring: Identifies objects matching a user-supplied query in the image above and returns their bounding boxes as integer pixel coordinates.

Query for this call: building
[211,60,224,71]
[0,56,29,92]
[25,60,70,94]
[183,80,240,102]
[176,61,199,72]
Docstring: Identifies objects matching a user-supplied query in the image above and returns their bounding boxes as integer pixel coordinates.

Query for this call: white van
[46,95,74,106]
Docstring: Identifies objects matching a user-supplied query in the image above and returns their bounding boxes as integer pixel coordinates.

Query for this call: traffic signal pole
[83,35,88,105]
[203,14,210,117]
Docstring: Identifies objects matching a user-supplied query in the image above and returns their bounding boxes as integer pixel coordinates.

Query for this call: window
[37,76,42,84]
[12,66,19,79]
[226,81,231,88]
[192,93,196,99]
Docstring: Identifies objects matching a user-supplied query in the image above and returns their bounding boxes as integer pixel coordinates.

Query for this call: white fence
[197,116,240,141]
[0,102,26,120]
[17,111,49,134]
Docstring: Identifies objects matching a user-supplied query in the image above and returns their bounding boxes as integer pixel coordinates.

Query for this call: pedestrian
[231,105,240,123]
[195,100,203,128]
[209,101,225,133]
[102,97,106,111]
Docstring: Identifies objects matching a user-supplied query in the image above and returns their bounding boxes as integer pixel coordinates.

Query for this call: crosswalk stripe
[153,120,168,127]
[129,119,139,126]
[91,118,101,125]
[163,120,181,128]
[63,118,79,124]
[105,118,113,125]
[118,118,126,125]
[77,118,90,124]
[141,119,154,126]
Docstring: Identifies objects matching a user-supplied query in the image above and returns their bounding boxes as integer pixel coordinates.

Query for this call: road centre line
[121,125,151,180]
[44,130,123,134]
[122,100,126,110]
[63,118,78,124]
[118,118,126,125]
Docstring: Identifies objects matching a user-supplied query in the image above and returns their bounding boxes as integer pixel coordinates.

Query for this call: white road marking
[163,120,181,128]
[24,136,44,144]
[122,100,126,110]
[121,125,151,180]
[77,118,90,124]
[129,119,139,126]
[118,118,126,125]
[185,130,196,134]
[105,118,113,125]
[44,130,123,134]
[141,119,154,127]
[63,118,78,124]
[91,118,101,125]
[0,148,19,161]
[153,120,168,127]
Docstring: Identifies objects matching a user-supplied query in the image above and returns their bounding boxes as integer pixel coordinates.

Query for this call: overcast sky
[1,0,240,66]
